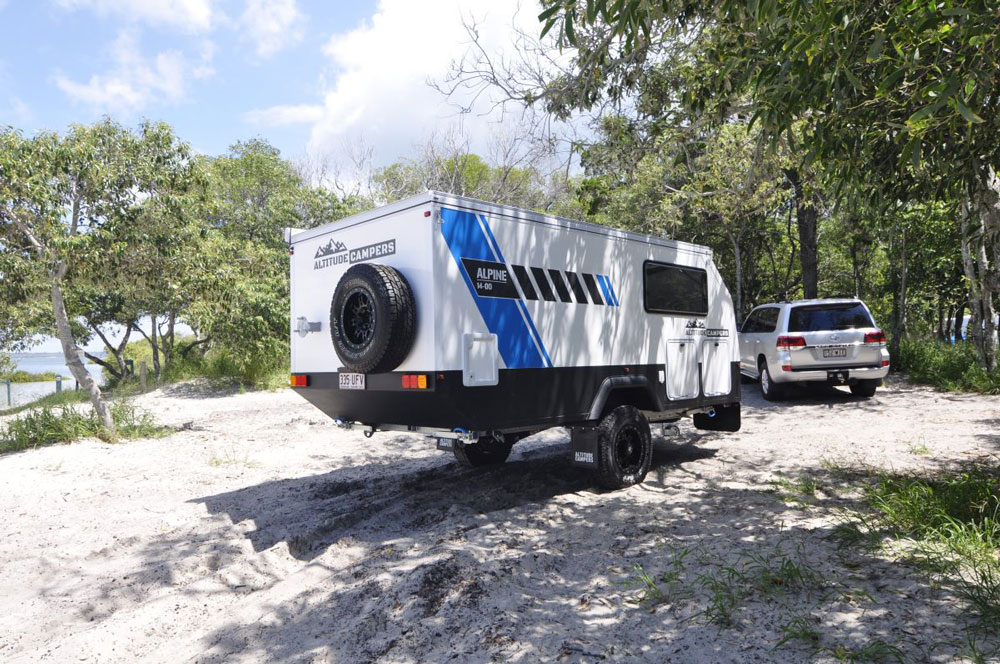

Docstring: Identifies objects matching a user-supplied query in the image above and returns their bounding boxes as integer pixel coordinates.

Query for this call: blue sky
[0,0,542,167]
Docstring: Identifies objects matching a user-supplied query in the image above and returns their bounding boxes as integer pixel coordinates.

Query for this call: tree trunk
[936,296,945,342]
[784,168,818,299]
[944,303,955,342]
[889,228,908,364]
[727,231,743,321]
[954,302,966,342]
[150,316,162,384]
[50,273,113,430]
[961,185,997,370]
[165,312,176,368]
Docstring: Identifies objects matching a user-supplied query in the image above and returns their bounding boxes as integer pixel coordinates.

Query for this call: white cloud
[245,103,323,126]
[245,0,545,164]
[3,96,34,125]
[53,0,218,33]
[240,0,303,58]
[54,31,213,114]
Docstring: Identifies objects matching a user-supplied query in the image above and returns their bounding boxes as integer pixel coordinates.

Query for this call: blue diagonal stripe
[596,275,613,307]
[440,208,548,369]
[605,275,620,306]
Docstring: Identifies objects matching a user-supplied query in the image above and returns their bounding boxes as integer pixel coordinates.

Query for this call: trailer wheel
[596,406,652,489]
[453,434,514,467]
[330,263,416,373]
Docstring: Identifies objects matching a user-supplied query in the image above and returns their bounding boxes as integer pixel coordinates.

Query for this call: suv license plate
[339,373,366,390]
[823,347,847,358]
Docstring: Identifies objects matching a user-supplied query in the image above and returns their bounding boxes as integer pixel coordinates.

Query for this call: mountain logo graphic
[314,239,348,259]
[685,319,706,329]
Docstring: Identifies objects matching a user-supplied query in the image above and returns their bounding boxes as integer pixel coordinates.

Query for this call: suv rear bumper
[772,364,889,384]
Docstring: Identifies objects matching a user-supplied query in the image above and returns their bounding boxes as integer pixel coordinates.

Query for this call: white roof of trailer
[289,191,712,257]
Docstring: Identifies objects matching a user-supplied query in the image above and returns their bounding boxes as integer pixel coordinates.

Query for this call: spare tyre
[330,263,416,373]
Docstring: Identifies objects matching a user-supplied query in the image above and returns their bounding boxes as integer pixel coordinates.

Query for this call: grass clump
[0,388,89,416]
[896,339,1000,394]
[841,467,1000,627]
[0,400,166,453]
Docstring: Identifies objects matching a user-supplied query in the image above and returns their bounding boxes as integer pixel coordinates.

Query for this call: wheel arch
[587,375,659,421]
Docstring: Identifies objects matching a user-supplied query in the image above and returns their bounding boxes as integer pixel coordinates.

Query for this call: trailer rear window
[788,302,874,332]
[643,262,708,316]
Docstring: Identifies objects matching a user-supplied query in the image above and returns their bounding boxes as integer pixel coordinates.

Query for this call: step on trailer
[288,191,741,488]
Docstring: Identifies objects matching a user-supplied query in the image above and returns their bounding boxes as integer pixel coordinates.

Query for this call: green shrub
[0,400,166,453]
[1,370,63,383]
[896,339,1000,394]
[108,335,287,389]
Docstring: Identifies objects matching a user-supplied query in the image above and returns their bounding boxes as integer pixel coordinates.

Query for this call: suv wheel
[850,380,878,398]
[759,359,784,401]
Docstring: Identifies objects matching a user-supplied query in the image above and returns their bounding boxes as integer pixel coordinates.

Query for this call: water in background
[2,352,106,410]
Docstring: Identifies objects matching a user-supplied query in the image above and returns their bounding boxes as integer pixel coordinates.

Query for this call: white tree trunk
[50,273,114,430]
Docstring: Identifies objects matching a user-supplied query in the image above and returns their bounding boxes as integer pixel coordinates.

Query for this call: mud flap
[693,402,741,432]
[570,426,599,468]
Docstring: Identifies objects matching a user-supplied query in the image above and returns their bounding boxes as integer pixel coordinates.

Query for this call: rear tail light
[290,374,309,387]
[401,374,428,390]
[776,335,806,350]
[865,330,887,345]
[781,365,792,372]
[882,360,890,367]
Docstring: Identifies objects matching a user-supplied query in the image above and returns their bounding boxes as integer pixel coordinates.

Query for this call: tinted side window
[644,262,708,315]
[741,311,761,333]
[788,303,874,332]
[758,307,780,333]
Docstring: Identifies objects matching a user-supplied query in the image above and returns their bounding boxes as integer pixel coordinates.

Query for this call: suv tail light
[776,335,806,350]
[864,330,887,345]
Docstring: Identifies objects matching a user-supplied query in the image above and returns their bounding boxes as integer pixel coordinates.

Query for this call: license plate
[339,373,366,390]
[822,347,847,358]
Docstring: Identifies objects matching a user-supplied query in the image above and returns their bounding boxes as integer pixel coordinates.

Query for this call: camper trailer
[288,192,741,488]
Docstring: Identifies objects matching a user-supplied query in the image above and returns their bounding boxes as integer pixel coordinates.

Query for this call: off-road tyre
[759,358,784,402]
[596,405,652,489]
[850,380,878,398]
[453,434,515,467]
[330,263,416,373]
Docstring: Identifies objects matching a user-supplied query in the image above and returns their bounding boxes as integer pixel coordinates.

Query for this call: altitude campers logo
[313,238,397,270]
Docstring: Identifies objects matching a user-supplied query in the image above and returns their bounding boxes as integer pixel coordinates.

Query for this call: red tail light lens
[864,330,887,345]
[401,374,428,389]
[290,374,309,387]
[882,360,890,367]
[776,335,806,350]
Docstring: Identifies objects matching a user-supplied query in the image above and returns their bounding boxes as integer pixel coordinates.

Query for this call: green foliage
[0,400,164,453]
[897,340,1000,394]
[182,140,347,386]
[0,353,13,377]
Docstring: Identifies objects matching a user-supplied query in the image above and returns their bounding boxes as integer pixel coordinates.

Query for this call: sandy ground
[1,377,998,663]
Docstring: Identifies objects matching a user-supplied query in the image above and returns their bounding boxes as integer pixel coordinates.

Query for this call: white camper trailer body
[289,192,740,487]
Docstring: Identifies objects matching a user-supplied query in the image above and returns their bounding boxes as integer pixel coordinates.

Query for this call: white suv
[738,299,890,400]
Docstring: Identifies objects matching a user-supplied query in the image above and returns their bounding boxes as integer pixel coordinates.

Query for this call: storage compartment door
[666,340,700,400]
[701,338,732,397]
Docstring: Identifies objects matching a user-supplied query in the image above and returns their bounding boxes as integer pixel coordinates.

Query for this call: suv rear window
[788,303,874,332]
